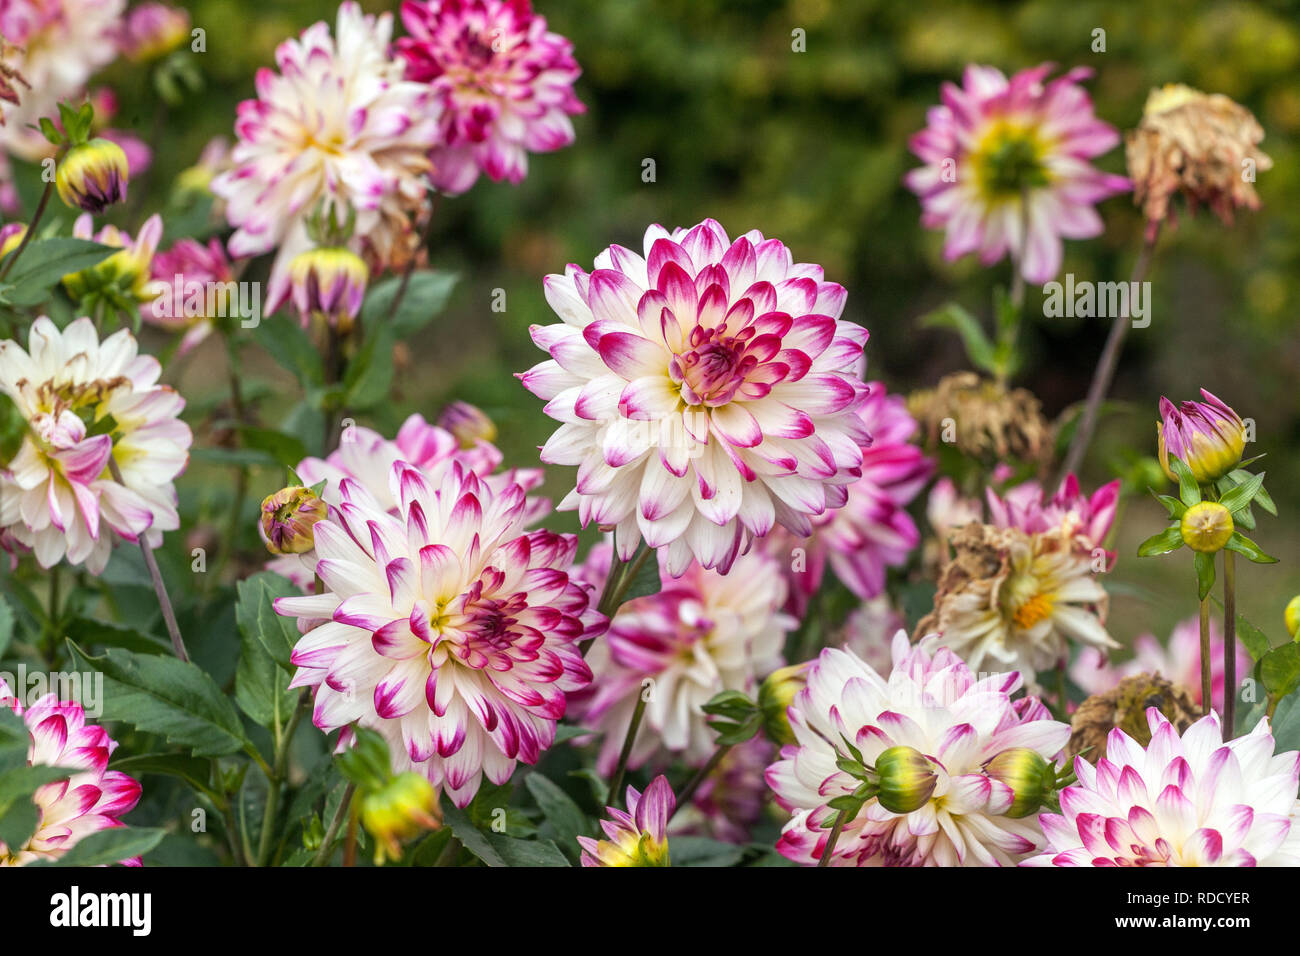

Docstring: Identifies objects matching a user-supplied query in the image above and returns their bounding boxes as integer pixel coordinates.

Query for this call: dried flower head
[1066,673,1200,765]
[908,372,1051,466]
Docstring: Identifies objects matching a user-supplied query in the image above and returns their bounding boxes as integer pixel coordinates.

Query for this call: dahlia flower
[0,0,125,162]
[778,381,932,612]
[0,317,191,572]
[64,213,164,309]
[905,64,1130,284]
[268,413,544,589]
[0,681,142,866]
[396,0,585,195]
[1026,708,1300,866]
[767,633,1070,866]
[55,138,129,213]
[571,543,793,773]
[1071,615,1250,715]
[288,246,369,332]
[521,218,871,576]
[926,477,982,540]
[917,524,1115,683]
[1156,389,1245,484]
[211,1,439,312]
[144,236,237,354]
[114,1,189,63]
[1127,84,1272,235]
[987,474,1119,572]
[839,596,906,674]
[579,775,674,867]
[274,461,602,807]
[260,485,328,555]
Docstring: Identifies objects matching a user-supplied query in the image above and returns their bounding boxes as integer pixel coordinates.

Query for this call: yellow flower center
[970,120,1053,202]
[1012,592,1054,630]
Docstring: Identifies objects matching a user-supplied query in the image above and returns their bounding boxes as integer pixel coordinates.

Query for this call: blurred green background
[95,0,1300,652]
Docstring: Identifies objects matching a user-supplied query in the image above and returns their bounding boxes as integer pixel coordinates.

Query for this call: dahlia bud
[1285,596,1300,641]
[117,3,191,63]
[359,772,442,865]
[1157,390,1245,484]
[288,247,368,333]
[437,401,498,448]
[983,748,1054,818]
[1180,501,1233,554]
[873,745,937,814]
[757,663,808,747]
[55,138,130,213]
[0,223,24,260]
[260,485,327,555]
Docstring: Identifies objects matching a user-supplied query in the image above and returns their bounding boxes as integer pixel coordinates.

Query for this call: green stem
[818,807,851,867]
[607,693,648,809]
[1199,593,1212,718]
[255,698,305,866]
[1223,549,1237,737]
[579,540,651,657]
[0,179,53,281]
[311,781,358,867]
[669,742,732,818]
[40,565,62,663]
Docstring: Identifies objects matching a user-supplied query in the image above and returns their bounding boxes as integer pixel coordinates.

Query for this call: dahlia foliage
[0,0,1291,879]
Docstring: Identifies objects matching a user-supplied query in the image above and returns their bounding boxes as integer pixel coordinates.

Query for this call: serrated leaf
[109,752,213,794]
[360,271,458,337]
[67,640,250,757]
[4,239,114,307]
[622,551,661,602]
[1237,615,1273,663]
[524,775,587,861]
[257,317,323,387]
[235,612,300,730]
[235,572,303,672]
[1261,643,1300,700]
[669,835,745,867]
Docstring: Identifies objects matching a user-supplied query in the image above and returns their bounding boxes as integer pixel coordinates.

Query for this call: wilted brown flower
[908,372,1051,466]
[1126,84,1272,234]
[0,38,30,124]
[1067,673,1200,764]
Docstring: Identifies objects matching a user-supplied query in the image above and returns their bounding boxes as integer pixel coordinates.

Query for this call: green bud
[983,747,1054,818]
[873,745,937,814]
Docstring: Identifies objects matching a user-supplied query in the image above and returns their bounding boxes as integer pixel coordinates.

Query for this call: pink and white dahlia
[987,473,1119,569]
[905,64,1130,283]
[0,0,125,162]
[144,237,237,355]
[1025,708,1300,866]
[274,461,601,807]
[211,1,440,312]
[579,775,674,867]
[670,737,773,844]
[521,218,871,576]
[0,317,191,572]
[396,0,584,195]
[0,681,142,866]
[926,476,983,539]
[767,633,1070,866]
[777,381,932,612]
[1071,615,1251,715]
[571,543,793,773]
[839,596,906,675]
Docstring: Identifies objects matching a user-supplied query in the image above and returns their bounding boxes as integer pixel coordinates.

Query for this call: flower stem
[1058,224,1161,481]
[311,781,357,867]
[109,459,189,662]
[607,693,648,810]
[1199,592,1212,718]
[669,742,732,819]
[0,179,52,282]
[818,807,851,867]
[1223,549,1237,737]
[579,540,651,657]
[255,696,305,866]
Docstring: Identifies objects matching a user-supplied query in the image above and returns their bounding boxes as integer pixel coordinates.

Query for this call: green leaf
[1230,469,1276,515]
[35,826,166,866]
[622,551,661,602]
[440,803,505,866]
[342,324,396,410]
[4,239,115,308]
[489,834,570,867]
[1168,456,1200,506]
[67,640,250,757]
[235,425,310,470]
[235,611,300,729]
[1224,531,1277,564]
[258,317,323,387]
[1137,525,1184,557]
[1236,615,1273,663]
[235,572,303,672]
[1194,551,1216,601]
[1271,692,1300,753]
[1261,643,1300,700]
[109,752,214,795]
[1219,471,1264,514]
[0,596,13,660]
[669,835,745,867]
[920,302,998,375]
[1151,492,1186,520]
[360,271,458,337]
[524,775,587,861]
